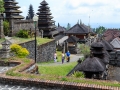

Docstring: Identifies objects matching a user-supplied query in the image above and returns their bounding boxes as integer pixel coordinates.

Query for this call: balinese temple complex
[37,0,59,38]
[4,0,24,21]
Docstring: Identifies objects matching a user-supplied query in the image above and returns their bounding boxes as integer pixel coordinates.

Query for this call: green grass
[0,37,53,48]
[11,37,53,45]
[37,37,53,45]
[38,62,77,76]
[4,57,120,88]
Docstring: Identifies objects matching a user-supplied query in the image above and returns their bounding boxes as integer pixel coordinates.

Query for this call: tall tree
[95,26,106,34]
[58,23,60,27]
[66,23,71,30]
[80,19,82,25]
[26,4,34,19]
[0,0,5,13]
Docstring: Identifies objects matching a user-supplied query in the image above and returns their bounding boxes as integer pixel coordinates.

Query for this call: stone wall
[19,39,56,63]
[12,20,40,36]
[37,40,56,62]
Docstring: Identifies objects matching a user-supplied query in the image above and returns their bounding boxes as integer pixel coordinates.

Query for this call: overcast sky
[17,0,120,28]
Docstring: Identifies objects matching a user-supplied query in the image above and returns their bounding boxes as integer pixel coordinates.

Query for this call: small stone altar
[0,40,12,59]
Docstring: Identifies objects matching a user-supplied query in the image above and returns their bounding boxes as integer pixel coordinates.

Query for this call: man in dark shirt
[66,51,70,62]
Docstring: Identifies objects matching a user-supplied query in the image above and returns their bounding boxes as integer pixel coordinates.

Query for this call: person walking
[54,51,57,62]
[61,52,65,64]
[66,51,70,62]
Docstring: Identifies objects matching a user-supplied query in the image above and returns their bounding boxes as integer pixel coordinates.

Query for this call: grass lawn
[38,62,77,76]
[0,37,53,48]
[37,61,120,87]
[10,37,53,45]
[4,56,120,87]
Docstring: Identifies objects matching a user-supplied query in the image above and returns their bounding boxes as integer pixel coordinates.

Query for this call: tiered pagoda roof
[37,0,58,38]
[4,0,24,20]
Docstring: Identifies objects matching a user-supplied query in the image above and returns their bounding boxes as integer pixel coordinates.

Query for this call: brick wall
[0,75,119,90]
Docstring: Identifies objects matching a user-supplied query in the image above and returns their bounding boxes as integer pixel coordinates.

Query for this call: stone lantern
[1,40,12,58]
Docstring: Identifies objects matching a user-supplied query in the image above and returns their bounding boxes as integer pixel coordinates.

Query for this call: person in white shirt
[54,51,57,62]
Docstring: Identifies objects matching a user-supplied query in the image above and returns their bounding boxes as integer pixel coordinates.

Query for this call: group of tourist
[54,51,71,64]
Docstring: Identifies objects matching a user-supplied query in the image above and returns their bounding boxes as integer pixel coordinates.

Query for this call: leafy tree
[80,19,82,25]
[66,23,71,30]
[26,4,34,19]
[95,26,106,34]
[0,0,5,13]
[16,29,30,38]
[3,20,10,36]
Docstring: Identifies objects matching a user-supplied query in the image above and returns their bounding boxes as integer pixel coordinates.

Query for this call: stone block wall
[12,20,38,36]
[37,40,56,62]
[19,39,56,63]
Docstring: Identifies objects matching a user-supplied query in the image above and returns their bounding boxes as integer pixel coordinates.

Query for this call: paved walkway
[0,84,60,90]
[40,54,83,66]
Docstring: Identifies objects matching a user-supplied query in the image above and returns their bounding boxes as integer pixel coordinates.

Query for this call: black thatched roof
[101,39,114,52]
[49,30,59,36]
[104,50,111,58]
[56,26,66,32]
[80,24,93,33]
[102,54,110,64]
[67,36,79,43]
[92,50,105,54]
[54,34,65,41]
[79,57,106,72]
[65,24,88,34]
[91,41,104,48]
[40,0,48,5]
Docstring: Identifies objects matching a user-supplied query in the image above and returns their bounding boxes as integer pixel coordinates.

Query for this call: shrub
[17,48,29,58]
[10,44,22,54]
[72,71,84,78]
[10,44,29,58]
[3,20,10,36]
[61,77,68,81]
[16,29,30,38]
[79,44,90,57]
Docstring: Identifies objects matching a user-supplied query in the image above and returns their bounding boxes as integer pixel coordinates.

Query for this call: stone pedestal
[1,40,12,59]
[1,50,11,58]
